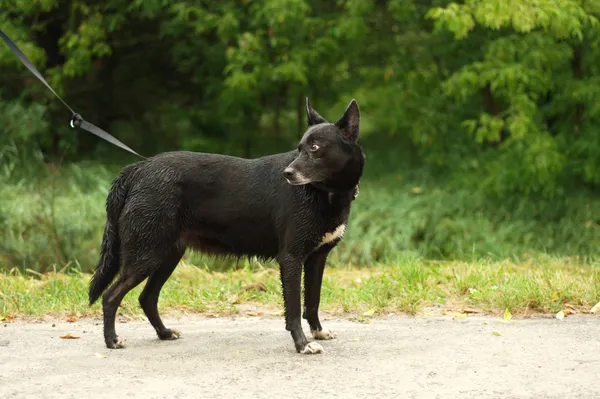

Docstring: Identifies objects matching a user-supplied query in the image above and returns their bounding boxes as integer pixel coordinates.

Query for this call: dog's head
[284,98,364,192]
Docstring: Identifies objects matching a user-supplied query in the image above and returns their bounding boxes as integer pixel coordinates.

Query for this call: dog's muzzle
[283,167,311,185]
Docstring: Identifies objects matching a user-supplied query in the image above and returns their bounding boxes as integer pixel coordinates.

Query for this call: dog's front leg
[278,252,323,355]
[303,248,336,341]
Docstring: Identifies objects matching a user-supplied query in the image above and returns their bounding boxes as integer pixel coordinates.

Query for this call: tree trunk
[31,10,66,160]
[572,45,584,134]
[482,84,503,142]
[243,106,254,158]
[296,94,304,138]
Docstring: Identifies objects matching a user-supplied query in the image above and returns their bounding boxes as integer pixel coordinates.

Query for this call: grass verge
[1,256,599,320]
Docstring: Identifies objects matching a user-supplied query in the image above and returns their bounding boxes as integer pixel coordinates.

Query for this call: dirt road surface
[1,314,599,398]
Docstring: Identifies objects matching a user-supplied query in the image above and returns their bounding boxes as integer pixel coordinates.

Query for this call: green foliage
[2,161,600,273]
[2,1,600,268]
[424,0,600,195]
[0,164,113,271]
[4,0,600,195]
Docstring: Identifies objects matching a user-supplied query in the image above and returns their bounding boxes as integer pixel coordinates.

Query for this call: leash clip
[70,113,83,128]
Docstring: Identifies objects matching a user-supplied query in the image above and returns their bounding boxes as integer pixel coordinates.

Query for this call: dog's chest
[296,189,352,250]
[313,208,350,249]
[316,224,346,248]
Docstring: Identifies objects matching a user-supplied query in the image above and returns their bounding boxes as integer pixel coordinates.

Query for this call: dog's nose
[283,167,295,179]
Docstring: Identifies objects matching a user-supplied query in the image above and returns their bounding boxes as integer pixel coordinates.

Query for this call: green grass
[2,256,599,320]
[2,161,600,273]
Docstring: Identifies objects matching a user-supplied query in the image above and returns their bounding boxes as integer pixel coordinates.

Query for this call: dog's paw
[311,329,337,340]
[300,341,324,355]
[106,336,126,349]
[159,329,182,341]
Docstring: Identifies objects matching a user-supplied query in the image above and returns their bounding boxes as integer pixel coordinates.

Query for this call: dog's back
[117,150,352,260]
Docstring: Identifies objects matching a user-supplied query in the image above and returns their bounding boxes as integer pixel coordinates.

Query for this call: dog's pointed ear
[306,97,327,127]
[335,99,360,142]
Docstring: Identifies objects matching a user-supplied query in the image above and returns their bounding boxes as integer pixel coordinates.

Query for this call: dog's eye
[310,144,320,152]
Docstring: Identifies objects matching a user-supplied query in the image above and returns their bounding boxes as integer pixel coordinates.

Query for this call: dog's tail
[89,164,138,305]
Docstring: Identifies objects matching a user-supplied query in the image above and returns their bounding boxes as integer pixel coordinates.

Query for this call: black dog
[89,98,365,354]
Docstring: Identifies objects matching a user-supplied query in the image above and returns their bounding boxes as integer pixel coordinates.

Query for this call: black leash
[0,29,146,159]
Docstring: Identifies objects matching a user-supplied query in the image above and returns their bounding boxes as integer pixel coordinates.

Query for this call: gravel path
[1,314,599,398]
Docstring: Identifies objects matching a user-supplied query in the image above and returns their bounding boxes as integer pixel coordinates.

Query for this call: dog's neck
[305,181,359,207]
[328,183,359,203]
[312,153,364,195]
[302,146,364,204]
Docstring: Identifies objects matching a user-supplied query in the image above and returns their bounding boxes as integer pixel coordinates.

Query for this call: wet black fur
[89,98,365,353]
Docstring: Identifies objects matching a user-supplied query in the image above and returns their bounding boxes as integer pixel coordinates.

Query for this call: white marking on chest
[318,224,346,248]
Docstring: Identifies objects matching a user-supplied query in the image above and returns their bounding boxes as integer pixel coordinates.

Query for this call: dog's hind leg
[278,252,323,355]
[303,247,337,341]
[102,271,148,349]
[139,247,185,340]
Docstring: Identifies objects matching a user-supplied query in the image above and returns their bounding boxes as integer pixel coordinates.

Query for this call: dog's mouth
[285,175,312,185]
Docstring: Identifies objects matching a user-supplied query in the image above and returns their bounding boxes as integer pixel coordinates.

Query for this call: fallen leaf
[227,294,240,304]
[503,308,512,322]
[60,333,80,339]
[462,308,479,314]
[491,331,501,336]
[65,315,77,323]
[243,283,267,292]
[352,316,371,324]
[556,311,565,320]
[362,309,375,317]
[453,313,467,319]
[590,301,600,314]
[246,311,263,317]
[0,314,16,323]
[94,353,107,358]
